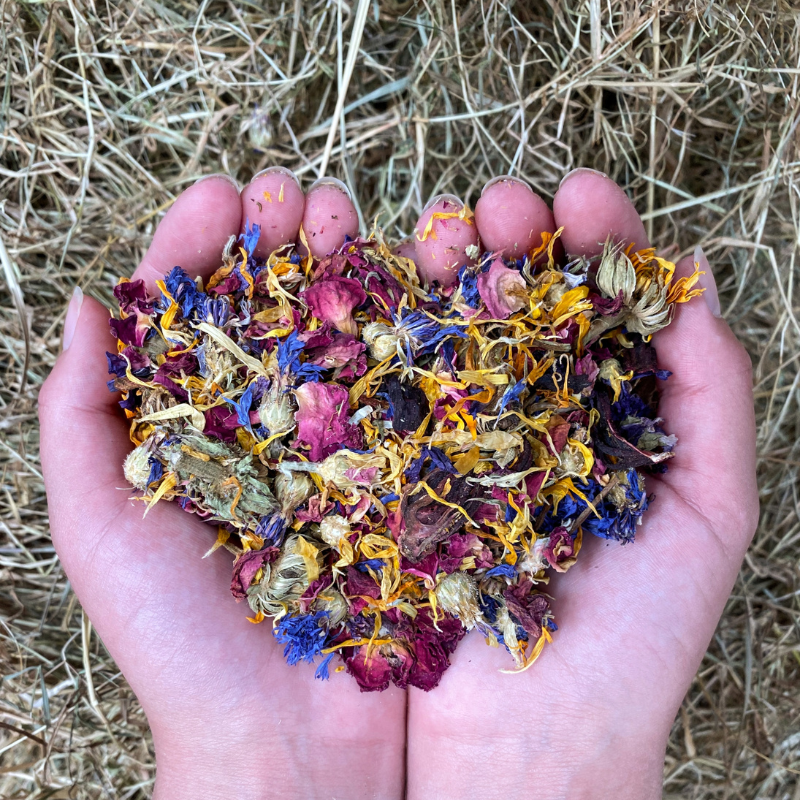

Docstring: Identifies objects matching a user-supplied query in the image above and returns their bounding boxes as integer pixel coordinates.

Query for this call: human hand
[39,172,408,800]
[39,168,758,800]
[405,170,759,800]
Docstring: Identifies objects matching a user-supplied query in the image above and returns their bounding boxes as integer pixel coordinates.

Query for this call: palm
[40,171,756,799]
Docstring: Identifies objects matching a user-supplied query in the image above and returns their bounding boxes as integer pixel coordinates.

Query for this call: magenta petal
[477,258,527,319]
[109,315,149,347]
[301,277,366,334]
[293,381,364,460]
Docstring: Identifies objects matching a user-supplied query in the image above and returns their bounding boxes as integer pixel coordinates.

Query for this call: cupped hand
[406,171,758,800]
[39,168,758,800]
[39,172,406,800]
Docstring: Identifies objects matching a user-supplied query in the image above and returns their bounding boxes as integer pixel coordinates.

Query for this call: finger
[413,194,479,288]
[653,249,758,541]
[553,169,650,256]
[392,238,417,261]
[301,178,359,259]
[240,167,305,258]
[474,176,556,260]
[133,175,242,291]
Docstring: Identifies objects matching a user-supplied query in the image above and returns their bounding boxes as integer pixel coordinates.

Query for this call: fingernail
[694,245,721,317]
[251,166,301,188]
[194,173,241,191]
[423,193,463,212]
[62,286,83,352]
[559,167,609,188]
[308,177,352,200]
[481,175,532,195]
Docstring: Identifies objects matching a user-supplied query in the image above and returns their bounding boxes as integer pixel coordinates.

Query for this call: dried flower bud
[477,258,527,318]
[362,321,399,361]
[314,588,348,626]
[274,471,314,516]
[435,571,482,629]
[259,378,296,435]
[124,442,153,491]
[596,243,637,304]
[319,514,351,549]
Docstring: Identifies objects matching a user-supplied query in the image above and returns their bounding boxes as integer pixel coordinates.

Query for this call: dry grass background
[0,0,798,796]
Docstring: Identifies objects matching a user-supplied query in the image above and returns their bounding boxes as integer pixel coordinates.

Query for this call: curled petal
[477,259,527,319]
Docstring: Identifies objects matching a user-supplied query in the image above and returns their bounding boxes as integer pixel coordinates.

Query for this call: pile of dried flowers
[108,219,701,691]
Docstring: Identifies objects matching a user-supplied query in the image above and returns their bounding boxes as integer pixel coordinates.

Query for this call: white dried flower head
[247,535,309,616]
[593,239,673,336]
[362,321,399,362]
[274,471,314,516]
[258,378,296,435]
[124,443,152,491]
[435,571,482,629]
[625,279,672,335]
[319,514,351,549]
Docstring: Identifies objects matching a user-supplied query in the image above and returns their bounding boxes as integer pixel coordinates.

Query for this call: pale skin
[39,168,758,799]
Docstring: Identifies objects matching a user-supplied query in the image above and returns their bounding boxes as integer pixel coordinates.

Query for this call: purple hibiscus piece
[204,405,241,442]
[109,315,149,347]
[113,279,154,314]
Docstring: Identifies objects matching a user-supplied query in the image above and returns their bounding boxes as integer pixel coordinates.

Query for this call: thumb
[653,247,759,549]
[39,288,133,568]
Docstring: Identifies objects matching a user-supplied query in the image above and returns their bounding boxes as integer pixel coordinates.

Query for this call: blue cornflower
[498,379,528,417]
[163,266,203,317]
[240,219,261,257]
[355,559,384,573]
[222,383,255,434]
[274,611,330,666]
[485,563,516,579]
[147,458,163,485]
[276,330,326,383]
[404,446,457,482]
[581,470,649,543]
[458,265,482,308]
[202,295,231,327]
[255,513,287,546]
[314,652,336,681]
